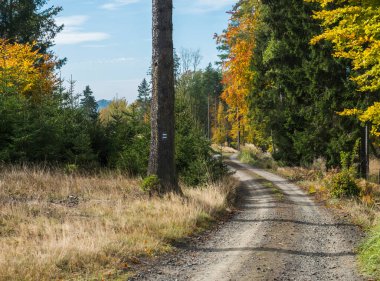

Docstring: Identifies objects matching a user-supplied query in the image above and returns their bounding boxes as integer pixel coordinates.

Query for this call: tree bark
[149,0,180,194]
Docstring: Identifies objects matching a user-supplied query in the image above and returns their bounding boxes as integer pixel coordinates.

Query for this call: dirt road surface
[131,158,365,281]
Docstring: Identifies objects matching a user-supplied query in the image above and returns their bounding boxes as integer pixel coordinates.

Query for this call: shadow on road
[232,218,356,228]
[189,246,356,258]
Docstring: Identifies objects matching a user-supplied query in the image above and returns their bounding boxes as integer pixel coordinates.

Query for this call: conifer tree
[137,78,151,114]
[219,0,365,166]
[80,86,98,121]
[0,0,63,55]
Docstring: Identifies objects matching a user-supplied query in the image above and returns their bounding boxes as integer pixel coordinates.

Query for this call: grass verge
[0,166,237,281]
[238,145,277,170]
[359,220,380,277]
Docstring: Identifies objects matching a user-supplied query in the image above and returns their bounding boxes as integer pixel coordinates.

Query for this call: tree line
[216,0,380,173]
[0,0,227,187]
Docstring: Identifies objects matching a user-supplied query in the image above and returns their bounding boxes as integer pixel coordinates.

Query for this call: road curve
[132,158,365,281]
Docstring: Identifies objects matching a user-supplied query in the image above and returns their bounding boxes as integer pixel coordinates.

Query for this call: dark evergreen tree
[0,0,63,55]
[249,0,364,166]
[80,85,98,121]
[202,64,223,138]
[137,78,151,114]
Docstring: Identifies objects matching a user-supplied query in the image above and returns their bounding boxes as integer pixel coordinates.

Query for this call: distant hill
[97,99,111,110]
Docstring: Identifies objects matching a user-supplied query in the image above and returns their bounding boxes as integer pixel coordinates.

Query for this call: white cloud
[101,0,140,10]
[56,15,88,28]
[55,32,110,45]
[55,15,110,45]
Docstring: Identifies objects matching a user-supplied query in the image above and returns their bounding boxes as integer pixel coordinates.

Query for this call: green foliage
[175,100,225,186]
[0,0,63,55]
[175,66,228,186]
[0,48,226,186]
[64,164,78,174]
[327,143,360,198]
[0,84,100,167]
[328,169,359,198]
[137,78,151,114]
[221,0,365,167]
[175,64,222,137]
[0,0,226,190]
[141,175,160,194]
[359,221,380,278]
[116,133,150,175]
[99,99,150,175]
[238,148,277,170]
[180,157,228,187]
[80,86,98,121]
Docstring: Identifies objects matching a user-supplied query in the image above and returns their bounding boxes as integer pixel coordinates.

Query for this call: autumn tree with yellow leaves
[0,39,56,98]
[308,0,380,135]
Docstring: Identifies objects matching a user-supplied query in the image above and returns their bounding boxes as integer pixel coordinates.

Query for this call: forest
[1,0,379,178]
[0,0,380,280]
[217,0,380,170]
[0,1,225,186]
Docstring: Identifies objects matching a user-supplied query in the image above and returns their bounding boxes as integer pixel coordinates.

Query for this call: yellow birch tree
[308,0,380,135]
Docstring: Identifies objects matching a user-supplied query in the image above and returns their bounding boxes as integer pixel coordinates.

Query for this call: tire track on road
[133,158,364,281]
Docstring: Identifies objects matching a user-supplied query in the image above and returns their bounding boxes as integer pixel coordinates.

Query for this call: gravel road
[131,158,365,281]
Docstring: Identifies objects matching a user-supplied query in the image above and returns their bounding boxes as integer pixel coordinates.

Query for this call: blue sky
[50,0,235,102]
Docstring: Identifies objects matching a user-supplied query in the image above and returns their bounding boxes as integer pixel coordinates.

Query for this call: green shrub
[180,158,229,187]
[175,102,228,187]
[238,150,257,164]
[327,144,361,198]
[238,148,277,169]
[64,164,78,174]
[116,134,150,176]
[141,175,160,194]
[328,169,360,198]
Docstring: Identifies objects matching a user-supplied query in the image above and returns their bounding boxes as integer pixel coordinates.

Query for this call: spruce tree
[80,86,98,121]
[250,0,364,166]
[0,0,63,54]
[137,78,151,114]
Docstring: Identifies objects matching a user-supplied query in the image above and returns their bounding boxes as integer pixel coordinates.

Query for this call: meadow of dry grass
[0,166,237,281]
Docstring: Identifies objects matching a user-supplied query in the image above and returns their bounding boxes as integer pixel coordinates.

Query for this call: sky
[50,0,235,102]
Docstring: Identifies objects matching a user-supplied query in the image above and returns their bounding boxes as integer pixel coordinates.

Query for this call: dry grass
[211,144,238,154]
[370,157,380,175]
[369,158,380,185]
[0,166,237,281]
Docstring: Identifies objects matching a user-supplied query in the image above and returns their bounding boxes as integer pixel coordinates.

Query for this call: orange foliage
[220,8,257,144]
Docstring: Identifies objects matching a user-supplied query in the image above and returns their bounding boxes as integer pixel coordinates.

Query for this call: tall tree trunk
[149,0,180,194]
